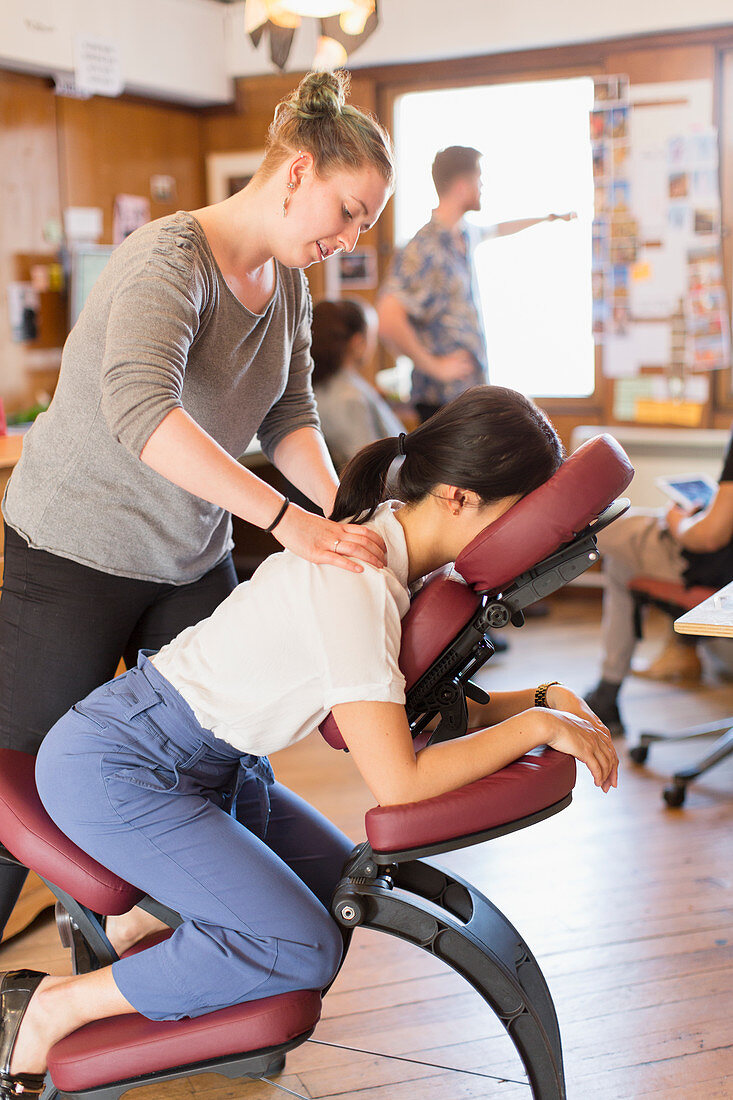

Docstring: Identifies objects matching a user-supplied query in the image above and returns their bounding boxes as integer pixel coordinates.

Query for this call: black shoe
[585,687,626,738]
[0,970,48,1098]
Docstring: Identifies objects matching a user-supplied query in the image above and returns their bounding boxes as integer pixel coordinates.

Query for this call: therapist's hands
[272,504,387,573]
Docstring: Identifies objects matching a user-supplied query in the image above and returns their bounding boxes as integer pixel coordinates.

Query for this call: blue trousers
[36,656,351,1021]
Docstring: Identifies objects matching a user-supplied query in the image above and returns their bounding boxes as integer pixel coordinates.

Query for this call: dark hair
[330,385,564,523]
[432,146,481,197]
[258,70,394,189]
[311,298,369,385]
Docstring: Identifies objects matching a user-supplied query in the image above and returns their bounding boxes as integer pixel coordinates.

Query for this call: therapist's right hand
[273,505,387,573]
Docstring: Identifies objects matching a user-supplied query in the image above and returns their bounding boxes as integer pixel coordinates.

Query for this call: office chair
[628,576,732,807]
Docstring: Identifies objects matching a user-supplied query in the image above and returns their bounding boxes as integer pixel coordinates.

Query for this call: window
[392,77,596,398]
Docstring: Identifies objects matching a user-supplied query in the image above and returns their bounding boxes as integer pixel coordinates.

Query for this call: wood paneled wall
[0,72,62,407]
[0,74,203,411]
[57,96,204,245]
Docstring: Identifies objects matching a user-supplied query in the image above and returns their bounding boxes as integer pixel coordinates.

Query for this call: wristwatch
[534,681,561,708]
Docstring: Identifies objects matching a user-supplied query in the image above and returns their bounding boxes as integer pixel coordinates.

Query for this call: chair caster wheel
[629,745,649,765]
[663,784,686,808]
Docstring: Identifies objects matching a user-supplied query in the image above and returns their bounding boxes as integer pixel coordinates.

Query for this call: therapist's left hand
[273,505,387,572]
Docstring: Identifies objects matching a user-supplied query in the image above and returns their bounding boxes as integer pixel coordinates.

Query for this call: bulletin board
[591,77,730,426]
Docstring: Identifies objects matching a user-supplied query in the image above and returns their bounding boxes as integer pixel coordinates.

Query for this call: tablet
[655,473,717,511]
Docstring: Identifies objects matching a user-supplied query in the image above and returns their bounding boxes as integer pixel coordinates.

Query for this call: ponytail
[330,435,401,523]
[330,386,564,523]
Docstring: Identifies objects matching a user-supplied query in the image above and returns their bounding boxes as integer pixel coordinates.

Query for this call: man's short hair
[432,146,481,196]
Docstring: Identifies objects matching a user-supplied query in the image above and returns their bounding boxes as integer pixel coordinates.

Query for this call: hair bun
[292,70,348,120]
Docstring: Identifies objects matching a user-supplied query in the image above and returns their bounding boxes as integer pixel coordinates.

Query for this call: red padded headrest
[456,434,633,593]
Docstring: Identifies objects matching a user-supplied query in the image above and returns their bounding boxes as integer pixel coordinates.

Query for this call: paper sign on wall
[74,36,123,98]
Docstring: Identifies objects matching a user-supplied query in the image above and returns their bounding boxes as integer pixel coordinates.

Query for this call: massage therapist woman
[0,70,394,933]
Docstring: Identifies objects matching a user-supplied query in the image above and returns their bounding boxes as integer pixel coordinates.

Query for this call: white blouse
[151,501,410,755]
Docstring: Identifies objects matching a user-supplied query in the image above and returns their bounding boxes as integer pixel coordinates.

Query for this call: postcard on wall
[113,194,150,245]
[337,247,378,290]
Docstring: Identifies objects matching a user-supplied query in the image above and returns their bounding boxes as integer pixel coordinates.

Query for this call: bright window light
[392,78,596,398]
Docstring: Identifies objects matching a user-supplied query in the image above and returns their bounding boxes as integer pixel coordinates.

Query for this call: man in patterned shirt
[378,146,574,422]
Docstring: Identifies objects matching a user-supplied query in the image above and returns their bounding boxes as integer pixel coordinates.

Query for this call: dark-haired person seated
[312,298,405,471]
[0,387,616,1098]
[586,424,733,737]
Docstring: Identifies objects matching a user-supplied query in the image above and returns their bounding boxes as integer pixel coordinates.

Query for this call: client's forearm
[467,687,536,727]
[399,712,545,805]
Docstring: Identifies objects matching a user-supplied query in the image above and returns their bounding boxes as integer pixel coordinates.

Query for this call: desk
[674,580,733,639]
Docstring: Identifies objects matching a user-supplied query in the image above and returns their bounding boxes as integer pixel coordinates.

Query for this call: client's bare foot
[7,968,136,1080]
[106,907,170,956]
[8,975,69,1076]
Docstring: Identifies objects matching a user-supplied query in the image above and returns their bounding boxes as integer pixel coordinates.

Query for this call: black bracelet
[264,497,290,534]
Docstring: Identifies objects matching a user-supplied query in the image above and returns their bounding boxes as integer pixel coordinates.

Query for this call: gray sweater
[3,212,320,584]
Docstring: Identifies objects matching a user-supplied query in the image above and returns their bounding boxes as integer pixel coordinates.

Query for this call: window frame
[364,27,733,426]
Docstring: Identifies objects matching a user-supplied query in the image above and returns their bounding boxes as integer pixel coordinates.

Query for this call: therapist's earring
[282,181,296,216]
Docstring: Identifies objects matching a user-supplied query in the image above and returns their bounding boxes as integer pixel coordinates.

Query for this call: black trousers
[0,523,238,932]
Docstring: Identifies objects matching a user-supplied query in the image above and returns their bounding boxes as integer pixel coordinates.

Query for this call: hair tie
[397,433,407,456]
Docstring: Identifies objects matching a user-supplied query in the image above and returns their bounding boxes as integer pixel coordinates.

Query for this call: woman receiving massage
[0,386,618,1097]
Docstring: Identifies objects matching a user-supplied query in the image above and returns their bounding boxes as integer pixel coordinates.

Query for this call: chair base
[630,719,733,806]
[333,846,566,1099]
[41,1042,299,1100]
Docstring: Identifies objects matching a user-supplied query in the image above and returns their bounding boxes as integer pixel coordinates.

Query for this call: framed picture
[337,246,378,290]
[206,150,265,203]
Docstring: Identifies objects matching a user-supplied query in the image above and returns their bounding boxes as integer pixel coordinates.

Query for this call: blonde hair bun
[290,70,347,120]
[261,69,394,188]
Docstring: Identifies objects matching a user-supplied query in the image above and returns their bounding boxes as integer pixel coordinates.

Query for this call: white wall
[224,0,733,77]
[0,0,232,104]
[3,0,733,102]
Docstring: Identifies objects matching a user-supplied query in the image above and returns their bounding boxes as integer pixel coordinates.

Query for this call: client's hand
[542,689,618,793]
[273,504,387,573]
[545,683,608,730]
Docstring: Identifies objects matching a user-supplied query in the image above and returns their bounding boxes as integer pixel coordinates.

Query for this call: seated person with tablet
[586,428,733,737]
[655,473,717,513]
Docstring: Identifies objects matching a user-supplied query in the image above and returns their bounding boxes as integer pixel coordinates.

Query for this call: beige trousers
[596,509,687,684]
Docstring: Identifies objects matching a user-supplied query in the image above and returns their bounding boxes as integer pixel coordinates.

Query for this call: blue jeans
[36,655,351,1021]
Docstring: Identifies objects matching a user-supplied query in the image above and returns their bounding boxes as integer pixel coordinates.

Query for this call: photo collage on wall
[590,75,730,423]
[670,132,730,372]
[591,75,634,339]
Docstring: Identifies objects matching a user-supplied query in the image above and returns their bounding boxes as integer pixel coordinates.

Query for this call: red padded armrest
[366,746,576,854]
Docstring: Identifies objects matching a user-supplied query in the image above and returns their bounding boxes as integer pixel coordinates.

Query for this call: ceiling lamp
[245,1,379,71]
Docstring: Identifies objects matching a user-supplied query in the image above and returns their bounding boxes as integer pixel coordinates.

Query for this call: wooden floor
[2,592,732,1099]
